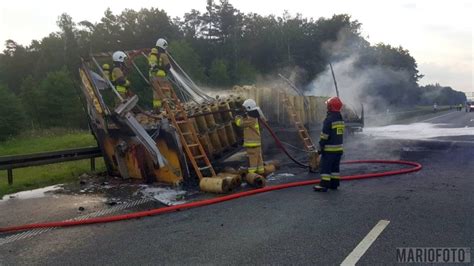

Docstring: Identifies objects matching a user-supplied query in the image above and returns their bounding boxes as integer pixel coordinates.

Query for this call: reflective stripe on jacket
[116,86,127,94]
[235,116,261,147]
[153,99,162,108]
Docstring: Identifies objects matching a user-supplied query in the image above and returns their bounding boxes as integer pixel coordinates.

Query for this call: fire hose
[0,160,420,233]
[259,118,309,168]
[0,123,422,234]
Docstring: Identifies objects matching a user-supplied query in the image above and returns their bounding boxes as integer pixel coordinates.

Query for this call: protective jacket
[319,111,344,153]
[111,66,130,95]
[148,51,171,78]
[235,116,261,147]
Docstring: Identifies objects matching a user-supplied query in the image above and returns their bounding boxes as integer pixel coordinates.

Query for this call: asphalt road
[1,110,473,265]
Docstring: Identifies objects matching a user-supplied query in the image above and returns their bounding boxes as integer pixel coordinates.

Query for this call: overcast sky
[0,0,472,92]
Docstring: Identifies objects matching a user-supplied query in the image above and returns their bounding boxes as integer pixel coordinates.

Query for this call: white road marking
[340,220,390,266]
[422,111,458,122]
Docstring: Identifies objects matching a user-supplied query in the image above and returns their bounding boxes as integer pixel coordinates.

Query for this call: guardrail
[0,147,103,186]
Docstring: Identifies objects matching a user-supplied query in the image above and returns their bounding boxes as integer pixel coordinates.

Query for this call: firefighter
[148,39,171,78]
[314,96,345,192]
[102,63,111,81]
[111,51,131,101]
[148,38,171,112]
[235,99,265,175]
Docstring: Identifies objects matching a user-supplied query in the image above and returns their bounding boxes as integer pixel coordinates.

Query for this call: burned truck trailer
[79,50,250,188]
[80,64,187,185]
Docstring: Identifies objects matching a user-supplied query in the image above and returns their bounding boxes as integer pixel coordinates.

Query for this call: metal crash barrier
[0,147,102,185]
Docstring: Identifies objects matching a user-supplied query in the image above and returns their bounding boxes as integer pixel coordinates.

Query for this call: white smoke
[305,28,414,116]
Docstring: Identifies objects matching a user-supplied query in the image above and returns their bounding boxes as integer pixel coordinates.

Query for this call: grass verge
[0,129,104,198]
[0,159,106,198]
[0,128,98,155]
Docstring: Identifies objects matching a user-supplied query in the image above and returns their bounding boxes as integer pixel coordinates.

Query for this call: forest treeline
[0,0,467,140]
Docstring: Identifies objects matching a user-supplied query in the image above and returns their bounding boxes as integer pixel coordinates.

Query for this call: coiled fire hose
[0,121,422,234]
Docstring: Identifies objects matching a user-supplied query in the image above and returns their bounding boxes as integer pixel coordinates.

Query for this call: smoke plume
[305,28,414,116]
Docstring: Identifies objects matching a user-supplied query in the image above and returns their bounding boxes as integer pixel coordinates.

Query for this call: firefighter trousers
[319,152,342,189]
[152,88,162,111]
[246,146,264,174]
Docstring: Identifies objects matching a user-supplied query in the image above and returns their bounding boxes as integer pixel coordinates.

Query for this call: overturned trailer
[78,49,363,190]
[79,50,249,189]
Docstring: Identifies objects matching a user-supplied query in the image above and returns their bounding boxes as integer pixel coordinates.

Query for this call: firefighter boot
[329,175,340,190]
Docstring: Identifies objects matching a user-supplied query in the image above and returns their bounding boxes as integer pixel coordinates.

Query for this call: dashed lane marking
[340,219,390,266]
[0,198,153,246]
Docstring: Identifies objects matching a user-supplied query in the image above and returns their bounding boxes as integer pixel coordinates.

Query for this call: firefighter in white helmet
[111,51,131,100]
[235,99,266,175]
[148,38,172,112]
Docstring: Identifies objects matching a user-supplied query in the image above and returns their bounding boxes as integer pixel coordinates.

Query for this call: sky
[0,0,472,93]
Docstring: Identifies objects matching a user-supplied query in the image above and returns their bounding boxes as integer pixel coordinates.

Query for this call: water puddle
[0,185,62,202]
[267,172,295,181]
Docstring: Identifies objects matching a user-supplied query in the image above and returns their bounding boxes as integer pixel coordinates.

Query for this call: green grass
[0,159,106,197]
[0,128,98,155]
[0,129,105,197]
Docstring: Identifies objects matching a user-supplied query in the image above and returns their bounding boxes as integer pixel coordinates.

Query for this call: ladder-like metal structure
[281,92,315,151]
[151,78,216,179]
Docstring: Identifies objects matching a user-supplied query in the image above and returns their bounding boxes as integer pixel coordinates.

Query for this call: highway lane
[1,111,473,265]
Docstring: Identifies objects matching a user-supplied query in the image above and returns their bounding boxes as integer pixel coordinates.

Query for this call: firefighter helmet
[156,38,168,50]
[151,48,158,54]
[112,51,127,63]
[242,99,258,111]
[102,63,110,70]
[326,97,343,112]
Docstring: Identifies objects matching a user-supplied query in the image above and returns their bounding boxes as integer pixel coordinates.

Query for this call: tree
[371,44,423,83]
[30,34,66,78]
[169,40,207,82]
[420,84,467,105]
[234,60,258,84]
[0,85,26,140]
[57,13,80,73]
[0,40,33,93]
[181,9,204,38]
[209,58,230,86]
[35,68,86,128]
[241,14,282,74]
[19,76,41,128]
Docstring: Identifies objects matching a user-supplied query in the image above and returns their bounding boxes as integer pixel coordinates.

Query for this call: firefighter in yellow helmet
[235,99,265,175]
[111,51,131,101]
[148,38,171,112]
